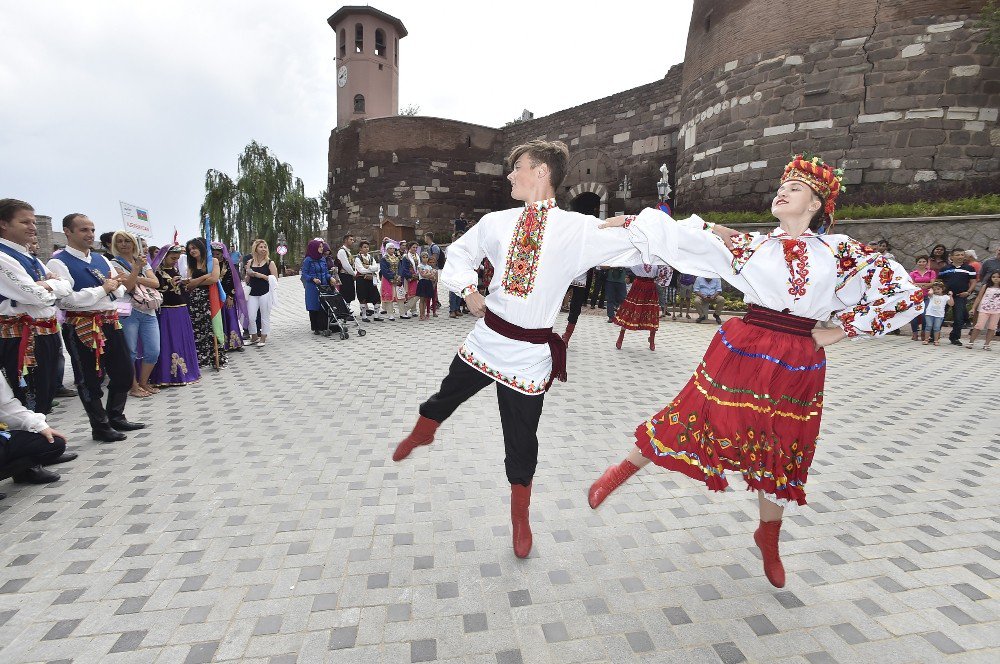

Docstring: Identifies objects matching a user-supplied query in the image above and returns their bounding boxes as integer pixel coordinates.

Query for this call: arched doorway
[570,192,601,218]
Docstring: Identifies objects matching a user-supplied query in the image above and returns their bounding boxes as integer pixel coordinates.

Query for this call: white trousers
[248,294,272,335]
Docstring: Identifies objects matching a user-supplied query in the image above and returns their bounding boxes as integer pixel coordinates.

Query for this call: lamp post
[656,164,672,214]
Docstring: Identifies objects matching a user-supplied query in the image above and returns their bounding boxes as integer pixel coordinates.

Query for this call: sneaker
[950,339,963,346]
[373,315,383,321]
[401,313,411,319]
[361,316,370,323]
[389,316,395,321]
[695,316,706,323]
[714,315,722,324]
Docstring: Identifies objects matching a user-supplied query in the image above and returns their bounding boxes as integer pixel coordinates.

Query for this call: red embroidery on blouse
[781,239,809,298]
[622,215,636,228]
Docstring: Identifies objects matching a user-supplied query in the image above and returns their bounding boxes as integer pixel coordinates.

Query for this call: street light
[656,164,672,201]
[276,231,287,277]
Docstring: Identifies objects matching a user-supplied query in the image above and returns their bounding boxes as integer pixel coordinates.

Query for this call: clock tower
[328,6,407,128]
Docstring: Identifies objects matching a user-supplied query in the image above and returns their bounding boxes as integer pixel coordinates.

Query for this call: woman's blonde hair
[252,239,269,256]
[110,230,140,260]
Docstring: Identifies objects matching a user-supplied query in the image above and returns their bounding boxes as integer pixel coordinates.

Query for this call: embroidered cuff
[460,284,478,297]
[703,220,716,231]
[622,215,636,228]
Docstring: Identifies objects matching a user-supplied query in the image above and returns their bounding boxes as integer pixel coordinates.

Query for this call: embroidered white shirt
[0,239,72,318]
[46,247,126,312]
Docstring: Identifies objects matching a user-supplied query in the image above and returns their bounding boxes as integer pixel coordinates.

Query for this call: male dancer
[47,214,144,442]
[393,140,660,558]
[0,199,74,415]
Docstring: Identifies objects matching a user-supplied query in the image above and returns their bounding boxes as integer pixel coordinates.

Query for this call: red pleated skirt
[634,306,825,505]
[614,277,660,331]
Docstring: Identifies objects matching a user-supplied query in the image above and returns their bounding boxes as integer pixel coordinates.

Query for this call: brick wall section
[676,13,1000,213]
[502,65,684,215]
[327,116,508,242]
[683,0,986,86]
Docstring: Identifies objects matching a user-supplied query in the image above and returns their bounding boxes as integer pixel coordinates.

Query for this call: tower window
[375,29,386,57]
[355,23,363,53]
[339,29,346,58]
[395,37,399,65]
[704,12,712,32]
[354,94,365,113]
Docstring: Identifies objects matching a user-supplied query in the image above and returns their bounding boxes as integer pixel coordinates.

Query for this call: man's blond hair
[506,139,571,189]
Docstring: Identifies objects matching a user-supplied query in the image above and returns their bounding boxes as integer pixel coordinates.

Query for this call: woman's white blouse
[624,208,925,337]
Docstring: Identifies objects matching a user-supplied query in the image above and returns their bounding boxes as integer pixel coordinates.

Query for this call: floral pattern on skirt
[188,286,227,369]
[634,317,824,505]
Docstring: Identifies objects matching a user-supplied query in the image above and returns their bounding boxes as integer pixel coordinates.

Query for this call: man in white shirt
[335,234,357,313]
[0,373,68,498]
[391,139,650,559]
[0,199,74,416]
[47,214,144,442]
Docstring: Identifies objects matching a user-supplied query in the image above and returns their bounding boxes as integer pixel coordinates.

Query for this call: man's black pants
[568,271,593,325]
[589,269,606,308]
[419,356,545,486]
[65,323,134,428]
[0,431,66,480]
[949,296,969,342]
[0,334,61,414]
[339,274,356,304]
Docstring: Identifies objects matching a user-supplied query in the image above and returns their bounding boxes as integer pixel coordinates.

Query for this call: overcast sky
[2,1,693,245]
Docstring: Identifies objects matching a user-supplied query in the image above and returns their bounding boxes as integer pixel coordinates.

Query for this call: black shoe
[93,427,127,443]
[13,465,60,484]
[109,419,145,431]
[714,315,723,324]
[0,492,6,500]
[696,316,706,323]
[44,452,78,466]
[55,386,77,397]
[950,339,963,346]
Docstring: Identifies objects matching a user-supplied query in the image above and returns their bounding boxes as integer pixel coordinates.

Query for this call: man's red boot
[753,519,786,588]
[510,483,533,558]
[562,323,576,346]
[392,415,440,461]
[588,459,639,508]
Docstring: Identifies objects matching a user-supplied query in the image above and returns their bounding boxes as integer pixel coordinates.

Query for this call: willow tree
[201,140,325,265]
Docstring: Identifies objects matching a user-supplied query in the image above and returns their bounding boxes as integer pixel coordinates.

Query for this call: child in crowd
[428,254,441,317]
[922,281,952,346]
[968,271,1000,350]
[416,251,437,320]
[908,255,936,341]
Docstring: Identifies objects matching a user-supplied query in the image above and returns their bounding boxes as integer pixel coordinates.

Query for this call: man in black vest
[47,214,144,442]
[0,199,75,416]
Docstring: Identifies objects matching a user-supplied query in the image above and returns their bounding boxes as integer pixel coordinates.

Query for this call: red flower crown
[780,153,846,229]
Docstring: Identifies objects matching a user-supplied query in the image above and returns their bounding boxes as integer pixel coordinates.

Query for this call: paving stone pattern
[0,278,997,663]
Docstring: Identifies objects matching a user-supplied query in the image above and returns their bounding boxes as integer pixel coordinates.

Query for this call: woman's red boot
[588,460,639,508]
[648,330,656,351]
[753,519,786,588]
[392,416,440,461]
[510,483,533,558]
[615,329,625,350]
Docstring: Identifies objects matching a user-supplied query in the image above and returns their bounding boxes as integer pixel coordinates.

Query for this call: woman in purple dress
[211,242,249,352]
[149,246,201,386]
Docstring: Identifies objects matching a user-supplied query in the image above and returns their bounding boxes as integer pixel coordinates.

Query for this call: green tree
[981,0,1000,49]
[202,141,324,266]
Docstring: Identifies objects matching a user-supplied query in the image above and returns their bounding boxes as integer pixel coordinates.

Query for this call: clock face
[337,65,348,88]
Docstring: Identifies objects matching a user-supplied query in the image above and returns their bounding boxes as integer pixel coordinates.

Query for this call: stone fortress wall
[327,1,999,258]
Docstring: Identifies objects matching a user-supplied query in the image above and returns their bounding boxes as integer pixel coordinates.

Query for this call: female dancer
[211,242,249,352]
[588,155,924,587]
[613,264,662,350]
[150,246,201,386]
[184,238,226,369]
[379,241,402,321]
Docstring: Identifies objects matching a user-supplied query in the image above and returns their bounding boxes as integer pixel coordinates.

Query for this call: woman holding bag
[110,231,163,397]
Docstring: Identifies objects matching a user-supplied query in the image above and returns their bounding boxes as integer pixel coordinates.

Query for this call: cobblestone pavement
[0,278,997,663]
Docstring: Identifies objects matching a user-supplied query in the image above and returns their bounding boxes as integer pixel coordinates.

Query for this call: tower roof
[327,6,408,38]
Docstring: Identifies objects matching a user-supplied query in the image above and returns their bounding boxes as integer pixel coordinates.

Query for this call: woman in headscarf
[109,230,162,397]
[149,245,201,386]
[301,238,336,333]
[210,241,249,352]
[379,240,402,321]
[184,238,226,369]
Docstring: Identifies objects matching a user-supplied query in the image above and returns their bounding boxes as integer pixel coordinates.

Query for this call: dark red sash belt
[743,304,817,337]
[484,309,566,391]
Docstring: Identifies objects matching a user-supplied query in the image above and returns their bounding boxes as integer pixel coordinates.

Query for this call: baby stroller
[318,285,366,339]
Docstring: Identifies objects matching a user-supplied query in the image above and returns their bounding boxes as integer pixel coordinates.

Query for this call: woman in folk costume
[211,242,249,352]
[149,245,201,386]
[353,241,383,322]
[612,263,663,350]
[587,155,925,587]
[184,238,227,369]
[301,238,336,334]
[379,241,403,321]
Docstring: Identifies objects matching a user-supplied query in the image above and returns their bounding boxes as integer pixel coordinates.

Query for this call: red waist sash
[743,304,817,337]
[483,309,566,391]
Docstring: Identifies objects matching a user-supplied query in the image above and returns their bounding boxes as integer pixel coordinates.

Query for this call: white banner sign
[120,201,153,237]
